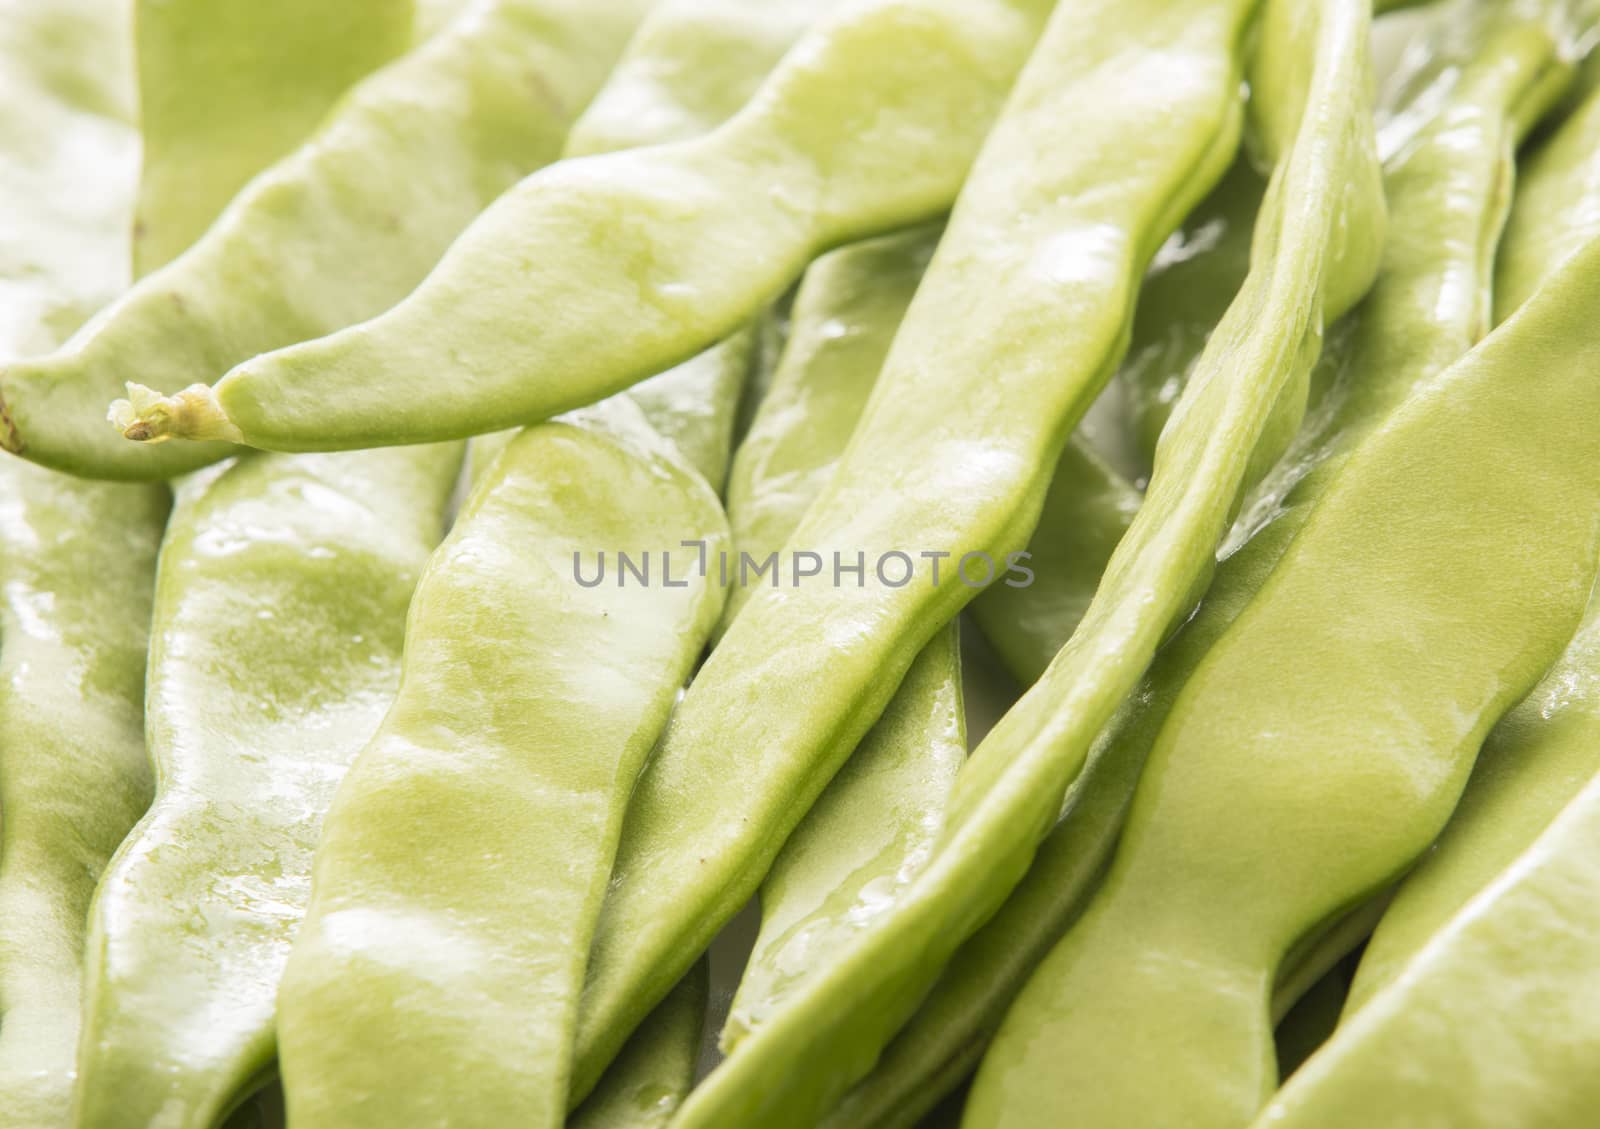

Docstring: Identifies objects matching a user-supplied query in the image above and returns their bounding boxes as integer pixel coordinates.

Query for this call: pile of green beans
[5,1,1600,1127]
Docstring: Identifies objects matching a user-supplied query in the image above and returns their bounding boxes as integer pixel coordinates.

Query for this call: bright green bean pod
[964,8,1580,1126]
[839,3,1586,1125]
[0,0,138,362]
[570,964,709,1129]
[1239,244,1600,1116]
[1493,52,1600,315]
[712,229,964,1060]
[0,0,648,480]
[564,0,844,158]
[725,623,966,1049]
[276,405,727,1129]
[0,461,167,1128]
[73,443,463,1129]
[719,226,938,631]
[132,0,414,275]
[0,4,164,1124]
[1341,69,1600,1013]
[107,0,1060,454]
[595,0,1260,1121]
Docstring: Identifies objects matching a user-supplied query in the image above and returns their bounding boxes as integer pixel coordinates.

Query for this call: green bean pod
[276,405,727,1129]
[571,964,710,1129]
[963,8,1582,1126]
[0,461,167,1129]
[1493,53,1600,316]
[564,0,845,158]
[0,0,648,480]
[1238,241,1600,1117]
[1341,67,1600,1015]
[711,229,965,1061]
[73,444,463,1129]
[0,4,165,1124]
[108,0,1060,455]
[586,0,1261,1122]
[132,0,414,275]
[0,0,138,362]
[1269,773,1600,1125]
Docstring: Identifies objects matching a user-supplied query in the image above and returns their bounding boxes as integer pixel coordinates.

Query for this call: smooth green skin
[1118,158,1263,470]
[1249,467,1600,1126]
[1493,53,1600,318]
[556,0,842,497]
[1341,71,1600,1016]
[965,13,1580,1126]
[564,0,846,158]
[73,444,462,1129]
[114,0,1060,455]
[132,0,414,276]
[276,408,726,1129]
[0,0,646,480]
[849,2,1534,1125]
[719,225,938,633]
[0,463,167,1129]
[0,0,138,362]
[629,3,1258,1125]
[714,232,964,1061]
[725,623,965,1049]
[571,964,709,1129]
[965,441,1139,685]
[0,5,165,1125]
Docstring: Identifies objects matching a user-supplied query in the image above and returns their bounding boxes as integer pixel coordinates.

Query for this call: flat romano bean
[710,229,963,1062]
[0,0,648,480]
[0,4,166,1125]
[73,443,463,1129]
[563,0,845,158]
[1493,51,1600,316]
[132,0,413,275]
[570,964,709,1129]
[1248,411,1600,1121]
[276,404,727,1129]
[107,0,1061,455]
[724,622,965,1049]
[655,1,1382,1124]
[0,467,167,1129]
[593,0,1262,1122]
[1273,961,1354,1083]
[1340,69,1600,1014]
[964,9,1582,1125]
[718,226,938,632]
[0,0,138,360]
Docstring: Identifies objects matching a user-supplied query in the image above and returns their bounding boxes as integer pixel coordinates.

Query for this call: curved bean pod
[1342,66,1600,1014]
[0,5,164,1124]
[587,1,1260,1122]
[276,407,727,1129]
[132,0,413,275]
[565,0,845,158]
[571,964,710,1129]
[73,444,463,1129]
[0,462,167,1129]
[108,0,1059,454]
[0,0,647,479]
[964,8,1581,1126]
